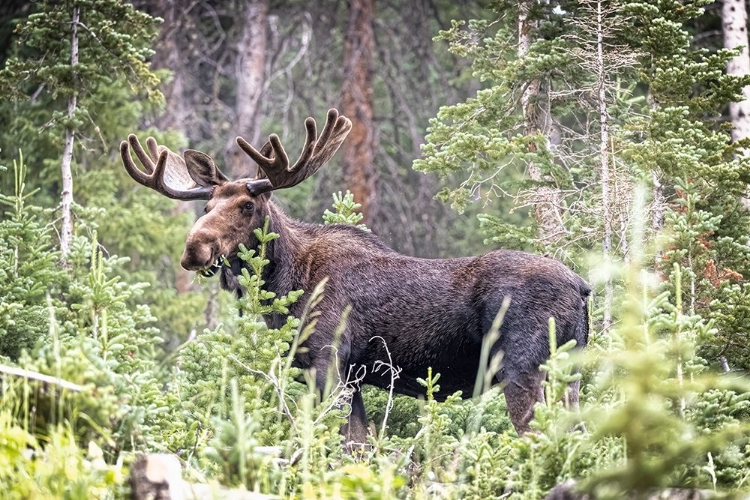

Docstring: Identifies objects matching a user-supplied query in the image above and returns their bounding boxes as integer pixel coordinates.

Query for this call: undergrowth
[2,181,750,499]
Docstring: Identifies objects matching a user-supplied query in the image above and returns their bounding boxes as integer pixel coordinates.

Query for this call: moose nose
[181,239,217,271]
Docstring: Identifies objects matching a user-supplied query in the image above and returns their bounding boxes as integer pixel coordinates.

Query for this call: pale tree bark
[568,0,638,331]
[723,0,750,145]
[224,0,268,179]
[60,5,79,266]
[720,0,749,372]
[518,0,564,245]
[645,88,665,281]
[342,0,378,227]
[595,0,613,331]
[647,98,665,234]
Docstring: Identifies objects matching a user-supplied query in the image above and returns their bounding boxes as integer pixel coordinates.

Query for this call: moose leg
[565,378,588,433]
[342,389,369,447]
[308,340,370,448]
[565,378,580,409]
[502,371,546,435]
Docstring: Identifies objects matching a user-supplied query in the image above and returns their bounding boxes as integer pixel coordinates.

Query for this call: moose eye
[243,202,255,213]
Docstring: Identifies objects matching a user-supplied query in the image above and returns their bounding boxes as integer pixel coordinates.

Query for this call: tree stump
[130,454,275,500]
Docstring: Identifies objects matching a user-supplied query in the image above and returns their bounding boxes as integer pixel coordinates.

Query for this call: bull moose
[119,108,591,443]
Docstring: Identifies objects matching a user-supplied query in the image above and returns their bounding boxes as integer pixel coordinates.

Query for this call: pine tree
[0,154,65,359]
[621,0,750,370]
[0,0,161,264]
[414,2,631,265]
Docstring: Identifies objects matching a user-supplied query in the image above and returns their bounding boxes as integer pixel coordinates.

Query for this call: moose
[120,109,591,443]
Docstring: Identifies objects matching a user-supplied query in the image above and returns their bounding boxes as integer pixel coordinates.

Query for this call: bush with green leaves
[0,156,181,463]
[6,235,174,452]
[0,411,120,500]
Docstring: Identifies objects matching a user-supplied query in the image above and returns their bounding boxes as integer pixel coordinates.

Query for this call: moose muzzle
[180,232,218,271]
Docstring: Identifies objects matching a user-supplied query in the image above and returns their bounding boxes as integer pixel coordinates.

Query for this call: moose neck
[260,200,309,302]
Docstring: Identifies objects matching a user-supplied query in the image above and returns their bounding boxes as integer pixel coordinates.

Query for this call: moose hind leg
[565,378,588,433]
[502,371,546,436]
[565,378,580,409]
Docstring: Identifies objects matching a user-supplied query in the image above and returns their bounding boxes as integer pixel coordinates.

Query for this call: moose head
[119,108,352,280]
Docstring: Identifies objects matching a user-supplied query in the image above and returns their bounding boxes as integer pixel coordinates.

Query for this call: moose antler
[237,108,353,195]
[120,135,214,200]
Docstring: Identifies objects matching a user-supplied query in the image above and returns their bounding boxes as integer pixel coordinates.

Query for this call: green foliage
[0,412,120,499]
[0,0,163,206]
[7,235,174,453]
[0,153,65,359]
[0,0,161,103]
[2,169,750,498]
[417,7,578,161]
[322,190,370,231]
[172,219,353,495]
[618,0,750,370]
[0,0,204,349]
[179,220,303,426]
[577,262,750,497]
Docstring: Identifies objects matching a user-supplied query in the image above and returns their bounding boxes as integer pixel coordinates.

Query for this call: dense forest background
[1,0,750,498]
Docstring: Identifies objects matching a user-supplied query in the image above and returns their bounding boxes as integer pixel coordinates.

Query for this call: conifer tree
[621,0,750,370]
[0,0,161,264]
[414,1,630,263]
[0,154,65,359]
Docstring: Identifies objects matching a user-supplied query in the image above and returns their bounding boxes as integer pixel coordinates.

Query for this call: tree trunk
[150,0,198,294]
[224,0,268,179]
[723,0,750,145]
[518,0,563,245]
[151,0,190,134]
[59,5,79,266]
[596,0,613,331]
[341,0,378,227]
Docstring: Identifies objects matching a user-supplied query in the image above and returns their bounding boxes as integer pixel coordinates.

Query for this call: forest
[1,0,750,498]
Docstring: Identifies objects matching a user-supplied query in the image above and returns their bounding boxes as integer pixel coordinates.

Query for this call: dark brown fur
[181,183,591,443]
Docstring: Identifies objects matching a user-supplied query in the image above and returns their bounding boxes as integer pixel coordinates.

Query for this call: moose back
[120,109,591,443]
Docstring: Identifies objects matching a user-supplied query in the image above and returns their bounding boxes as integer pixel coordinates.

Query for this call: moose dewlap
[120,108,591,444]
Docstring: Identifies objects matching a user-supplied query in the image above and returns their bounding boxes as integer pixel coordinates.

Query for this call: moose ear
[184,150,229,187]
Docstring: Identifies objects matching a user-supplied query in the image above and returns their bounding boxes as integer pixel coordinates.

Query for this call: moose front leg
[308,340,370,448]
[342,389,369,447]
